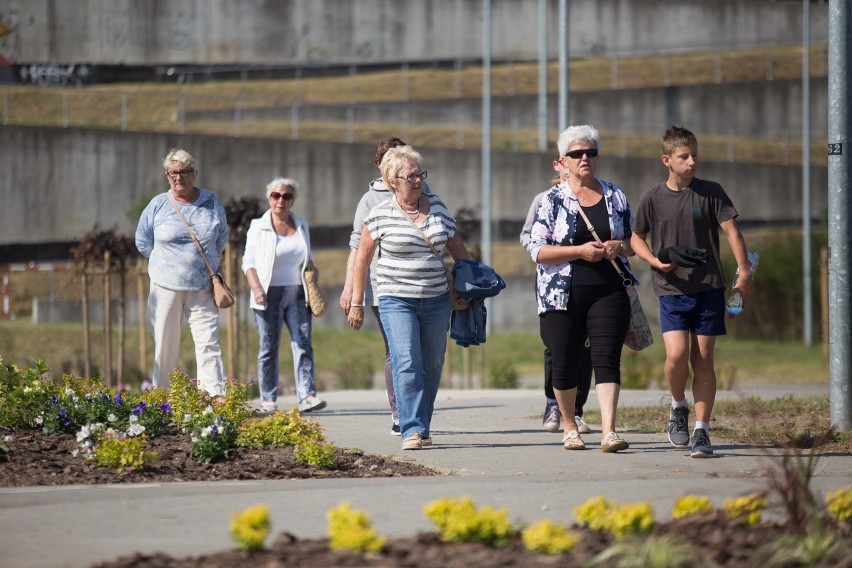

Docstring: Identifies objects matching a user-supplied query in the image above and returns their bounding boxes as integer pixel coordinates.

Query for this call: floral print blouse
[525,179,638,315]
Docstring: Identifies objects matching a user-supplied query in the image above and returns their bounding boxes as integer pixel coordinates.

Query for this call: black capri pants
[539,283,630,391]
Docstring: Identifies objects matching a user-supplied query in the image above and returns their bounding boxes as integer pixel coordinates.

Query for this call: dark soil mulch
[0,428,439,486]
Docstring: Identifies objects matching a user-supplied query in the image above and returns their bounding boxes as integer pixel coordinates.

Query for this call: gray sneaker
[690,429,714,458]
[543,403,561,432]
[667,406,690,447]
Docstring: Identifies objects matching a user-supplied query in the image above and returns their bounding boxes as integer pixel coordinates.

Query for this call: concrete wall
[0,0,828,66]
[0,125,828,249]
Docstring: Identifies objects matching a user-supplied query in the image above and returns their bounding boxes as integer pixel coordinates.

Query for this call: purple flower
[132,401,147,416]
[114,393,123,407]
[59,407,67,417]
[160,403,171,414]
[210,425,219,436]
[50,395,58,404]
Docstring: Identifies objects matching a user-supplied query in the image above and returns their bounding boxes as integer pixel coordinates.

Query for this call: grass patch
[583,395,850,453]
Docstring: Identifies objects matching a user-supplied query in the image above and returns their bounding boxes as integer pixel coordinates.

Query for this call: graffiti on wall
[18,64,92,87]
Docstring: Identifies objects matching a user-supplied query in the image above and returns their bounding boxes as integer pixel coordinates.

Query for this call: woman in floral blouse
[525,125,638,453]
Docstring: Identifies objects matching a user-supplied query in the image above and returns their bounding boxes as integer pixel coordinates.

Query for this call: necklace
[397,196,420,217]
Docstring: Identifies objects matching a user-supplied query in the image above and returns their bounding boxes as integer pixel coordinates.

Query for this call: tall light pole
[558,0,570,131]
[481,0,492,269]
[803,0,813,346]
[538,0,548,151]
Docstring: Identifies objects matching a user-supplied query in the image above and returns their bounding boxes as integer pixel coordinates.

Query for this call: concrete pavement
[0,384,849,568]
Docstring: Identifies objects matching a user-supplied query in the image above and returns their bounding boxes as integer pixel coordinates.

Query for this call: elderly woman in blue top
[347,145,470,451]
[526,125,637,453]
[242,178,326,414]
[135,148,228,396]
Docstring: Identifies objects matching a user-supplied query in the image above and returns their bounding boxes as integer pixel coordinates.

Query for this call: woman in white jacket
[243,178,326,414]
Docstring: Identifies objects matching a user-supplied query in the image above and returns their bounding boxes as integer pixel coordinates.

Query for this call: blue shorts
[659,288,727,336]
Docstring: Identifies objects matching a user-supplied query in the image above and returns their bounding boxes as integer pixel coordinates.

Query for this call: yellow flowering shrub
[521,519,579,554]
[608,502,655,539]
[230,504,270,551]
[573,495,655,538]
[294,439,337,468]
[423,496,515,547]
[573,495,614,532]
[825,486,852,523]
[237,408,325,448]
[93,434,158,472]
[327,502,386,553]
[724,494,766,526]
[672,495,715,519]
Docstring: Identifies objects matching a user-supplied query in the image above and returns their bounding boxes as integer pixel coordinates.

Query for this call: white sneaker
[543,404,561,432]
[575,416,591,434]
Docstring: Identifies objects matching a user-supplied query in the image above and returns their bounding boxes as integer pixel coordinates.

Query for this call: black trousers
[539,284,630,391]
[543,344,591,416]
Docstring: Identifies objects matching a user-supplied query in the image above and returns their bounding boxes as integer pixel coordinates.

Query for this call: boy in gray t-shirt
[631,126,754,458]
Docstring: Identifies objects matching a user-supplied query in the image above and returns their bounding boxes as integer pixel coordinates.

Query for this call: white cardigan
[241,210,314,311]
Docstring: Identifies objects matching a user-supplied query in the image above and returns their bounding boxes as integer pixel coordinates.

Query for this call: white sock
[672,398,688,410]
[694,421,709,434]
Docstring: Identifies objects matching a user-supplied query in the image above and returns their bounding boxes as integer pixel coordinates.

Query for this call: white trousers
[148,283,226,396]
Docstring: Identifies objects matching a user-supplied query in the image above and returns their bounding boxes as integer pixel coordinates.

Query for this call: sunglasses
[564,148,599,160]
[270,192,295,202]
[167,169,194,178]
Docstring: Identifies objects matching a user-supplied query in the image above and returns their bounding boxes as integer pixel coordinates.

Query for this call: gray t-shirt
[633,177,737,296]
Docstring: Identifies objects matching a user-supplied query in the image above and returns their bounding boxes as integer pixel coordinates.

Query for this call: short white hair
[557,125,601,157]
[266,177,299,198]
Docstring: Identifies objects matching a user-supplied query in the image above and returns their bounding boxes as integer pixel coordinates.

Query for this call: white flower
[129,414,139,425]
[201,426,212,438]
[3,435,12,443]
[72,396,79,403]
[127,423,146,437]
[71,449,79,457]
[64,387,75,396]
[76,425,92,442]
[203,405,214,415]
[22,386,31,394]
[108,413,116,422]
[34,415,43,425]
[183,413,192,423]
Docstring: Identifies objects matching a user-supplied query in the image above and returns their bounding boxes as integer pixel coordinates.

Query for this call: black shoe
[391,421,401,436]
[668,406,690,447]
[690,429,714,458]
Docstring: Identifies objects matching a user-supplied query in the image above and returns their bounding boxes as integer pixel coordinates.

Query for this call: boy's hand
[654,258,677,272]
[734,270,755,301]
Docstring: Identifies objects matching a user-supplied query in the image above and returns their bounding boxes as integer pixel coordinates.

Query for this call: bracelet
[350,304,364,308]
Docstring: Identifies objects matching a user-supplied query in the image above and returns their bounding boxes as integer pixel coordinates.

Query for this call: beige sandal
[601,431,629,453]
[562,430,586,450]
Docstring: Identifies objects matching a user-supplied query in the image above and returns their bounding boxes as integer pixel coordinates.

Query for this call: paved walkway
[1,385,849,568]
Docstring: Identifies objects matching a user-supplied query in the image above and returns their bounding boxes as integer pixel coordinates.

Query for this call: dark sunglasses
[565,148,599,160]
[270,192,295,202]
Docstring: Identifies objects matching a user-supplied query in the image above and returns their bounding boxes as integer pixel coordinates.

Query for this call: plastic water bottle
[726,250,760,318]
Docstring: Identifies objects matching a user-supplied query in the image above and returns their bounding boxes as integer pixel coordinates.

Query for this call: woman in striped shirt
[347,145,470,451]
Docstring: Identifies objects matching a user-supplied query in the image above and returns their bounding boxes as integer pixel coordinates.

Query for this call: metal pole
[482,0,492,270]
[827,0,851,431]
[2,88,8,125]
[803,0,813,346]
[558,0,569,130]
[121,94,128,131]
[538,0,548,151]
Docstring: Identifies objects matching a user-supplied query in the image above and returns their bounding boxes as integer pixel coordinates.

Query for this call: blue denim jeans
[379,293,450,439]
[253,285,316,404]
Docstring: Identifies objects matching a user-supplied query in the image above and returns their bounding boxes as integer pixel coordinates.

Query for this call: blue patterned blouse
[526,179,638,315]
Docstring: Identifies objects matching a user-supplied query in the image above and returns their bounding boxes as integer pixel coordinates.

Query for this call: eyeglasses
[167,169,194,178]
[396,170,428,183]
[564,148,599,160]
[269,192,295,202]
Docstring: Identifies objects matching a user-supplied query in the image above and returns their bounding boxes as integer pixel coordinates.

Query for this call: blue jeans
[253,285,316,404]
[379,293,450,439]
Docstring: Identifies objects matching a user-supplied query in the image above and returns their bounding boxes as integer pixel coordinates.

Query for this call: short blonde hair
[380,145,423,190]
[266,177,299,198]
[163,148,196,172]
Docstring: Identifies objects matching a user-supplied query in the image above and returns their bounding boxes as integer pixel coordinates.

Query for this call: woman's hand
[253,288,267,306]
[578,242,606,262]
[347,306,364,330]
[339,285,353,313]
[603,240,625,260]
